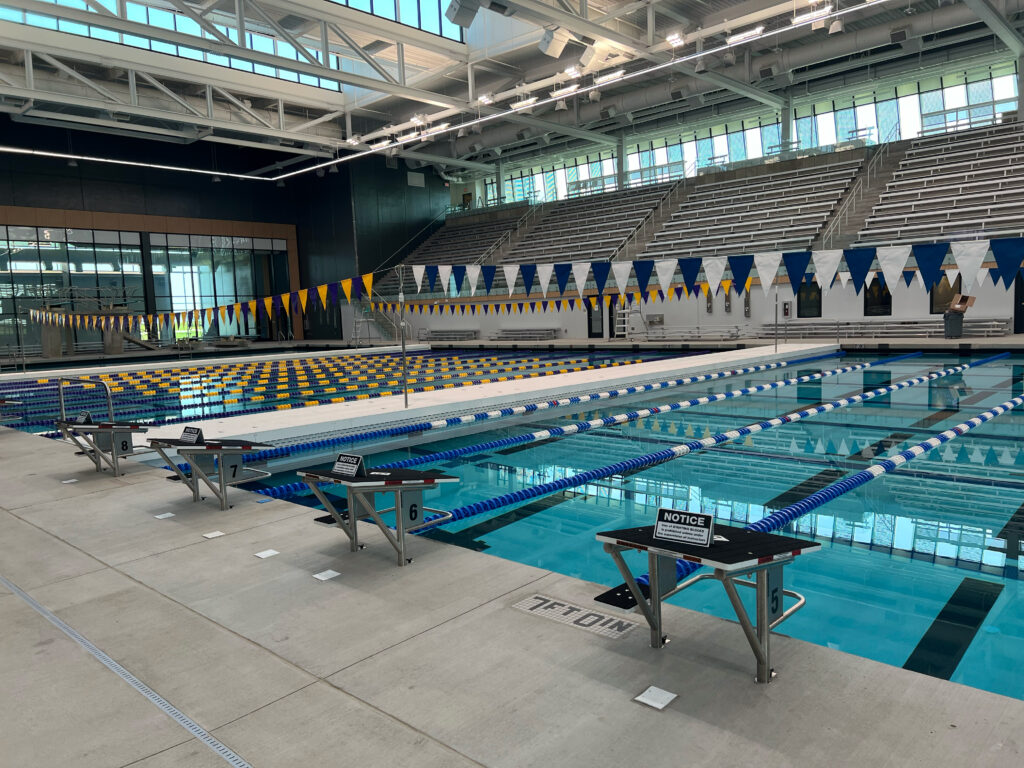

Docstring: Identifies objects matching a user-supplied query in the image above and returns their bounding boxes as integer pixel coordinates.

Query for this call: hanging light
[510,95,538,109]
[594,69,625,85]
[550,83,580,98]
[666,32,684,46]
[726,25,764,44]
[791,4,832,23]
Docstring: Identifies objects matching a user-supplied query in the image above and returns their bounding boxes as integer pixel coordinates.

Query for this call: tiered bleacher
[375,207,525,293]
[856,119,1024,245]
[405,210,522,267]
[503,182,673,264]
[640,159,862,259]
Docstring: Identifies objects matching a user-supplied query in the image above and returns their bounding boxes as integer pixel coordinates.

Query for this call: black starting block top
[596,523,820,573]
[148,437,271,451]
[56,421,149,431]
[298,466,458,488]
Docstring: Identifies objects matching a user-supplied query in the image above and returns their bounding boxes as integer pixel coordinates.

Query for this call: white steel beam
[2,0,462,107]
[328,23,399,85]
[0,27,345,112]
[962,0,1024,56]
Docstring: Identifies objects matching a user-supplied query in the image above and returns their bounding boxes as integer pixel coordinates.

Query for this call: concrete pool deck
[2,347,1021,767]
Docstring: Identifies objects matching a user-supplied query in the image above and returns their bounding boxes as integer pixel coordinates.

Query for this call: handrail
[476,200,542,265]
[58,377,114,422]
[609,174,687,262]
[819,121,902,248]
[476,230,511,266]
[375,207,449,274]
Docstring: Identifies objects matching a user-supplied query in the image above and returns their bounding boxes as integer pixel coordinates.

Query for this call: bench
[417,328,478,341]
[492,328,559,341]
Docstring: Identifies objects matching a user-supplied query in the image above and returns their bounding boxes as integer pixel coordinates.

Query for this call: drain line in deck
[0,572,252,768]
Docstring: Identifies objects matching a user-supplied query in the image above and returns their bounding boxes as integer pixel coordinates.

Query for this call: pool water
[255,352,1024,699]
[0,349,655,433]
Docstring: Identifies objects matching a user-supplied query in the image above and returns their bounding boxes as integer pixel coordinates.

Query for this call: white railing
[819,122,902,249]
[609,171,691,262]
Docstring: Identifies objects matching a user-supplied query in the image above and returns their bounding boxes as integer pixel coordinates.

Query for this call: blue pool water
[254,352,1024,699]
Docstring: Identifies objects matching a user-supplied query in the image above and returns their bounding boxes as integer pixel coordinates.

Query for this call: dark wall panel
[350,157,449,275]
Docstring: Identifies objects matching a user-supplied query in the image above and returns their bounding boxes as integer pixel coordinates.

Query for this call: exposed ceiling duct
[442,0,1024,159]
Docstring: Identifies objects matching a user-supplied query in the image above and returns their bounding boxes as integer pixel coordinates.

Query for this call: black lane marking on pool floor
[421,491,584,551]
[902,577,1004,680]
[987,500,1024,579]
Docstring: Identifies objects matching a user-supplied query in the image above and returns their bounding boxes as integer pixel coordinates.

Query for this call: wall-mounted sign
[180,426,204,445]
[654,508,713,548]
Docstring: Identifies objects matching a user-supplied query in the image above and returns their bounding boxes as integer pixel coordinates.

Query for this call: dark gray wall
[0,118,450,339]
[349,158,450,275]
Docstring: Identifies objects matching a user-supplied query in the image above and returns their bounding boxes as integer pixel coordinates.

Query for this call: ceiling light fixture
[791,4,832,23]
[726,25,764,44]
[550,83,580,98]
[477,93,494,105]
[346,135,361,145]
[410,114,427,126]
[563,65,580,77]
[369,138,391,149]
[666,32,684,46]
[510,95,538,109]
[594,69,625,85]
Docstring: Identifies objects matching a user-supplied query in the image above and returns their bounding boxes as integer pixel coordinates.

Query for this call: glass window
[864,275,892,316]
[796,281,821,318]
[418,0,441,34]
[727,131,746,162]
[835,108,856,142]
[898,94,923,139]
[816,112,837,147]
[795,116,816,150]
[855,104,877,143]
[744,127,762,159]
[876,98,899,142]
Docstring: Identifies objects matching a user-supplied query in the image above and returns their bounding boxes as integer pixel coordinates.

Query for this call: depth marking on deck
[513,594,637,639]
[0,572,252,768]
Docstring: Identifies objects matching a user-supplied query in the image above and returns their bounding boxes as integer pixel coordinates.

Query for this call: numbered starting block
[298,453,457,566]
[55,413,149,476]
[149,427,273,510]
[595,521,819,683]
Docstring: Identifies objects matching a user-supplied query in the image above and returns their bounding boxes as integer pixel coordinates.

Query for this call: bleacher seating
[374,207,525,294]
[503,182,673,264]
[760,317,1011,338]
[856,119,1024,245]
[639,160,861,260]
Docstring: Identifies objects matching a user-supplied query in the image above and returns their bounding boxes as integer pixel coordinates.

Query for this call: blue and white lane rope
[246,350,844,475]
[650,390,1024,587]
[376,353,921,471]
[417,353,1007,531]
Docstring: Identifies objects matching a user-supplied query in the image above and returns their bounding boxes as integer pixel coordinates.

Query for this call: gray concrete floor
[2,426,1022,768]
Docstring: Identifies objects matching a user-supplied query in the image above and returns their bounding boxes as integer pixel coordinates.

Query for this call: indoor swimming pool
[0,349,654,433]
[249,352,1024,700]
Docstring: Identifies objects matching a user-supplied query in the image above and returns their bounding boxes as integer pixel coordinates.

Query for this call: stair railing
[819,121,902,248]
[609,174,688,262]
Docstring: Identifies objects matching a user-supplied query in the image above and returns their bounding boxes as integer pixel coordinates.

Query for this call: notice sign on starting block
[654,508,713,547]
[332,453,365,477]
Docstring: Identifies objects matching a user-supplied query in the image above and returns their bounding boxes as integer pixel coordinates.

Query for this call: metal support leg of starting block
[602,543,806,684]
[58,424,135,476]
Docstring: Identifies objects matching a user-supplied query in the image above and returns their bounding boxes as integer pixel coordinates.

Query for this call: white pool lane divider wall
[376,353,922,471]
[421,353,1008,531]
[143,343,837,448]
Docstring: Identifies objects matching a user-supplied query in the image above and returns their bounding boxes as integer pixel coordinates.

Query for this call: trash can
[944,310,964,339]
